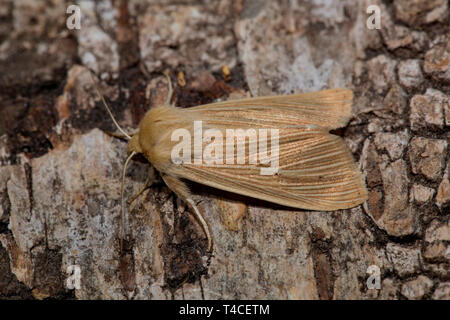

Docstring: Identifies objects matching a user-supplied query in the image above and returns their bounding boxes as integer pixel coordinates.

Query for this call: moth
[90,73,368,253]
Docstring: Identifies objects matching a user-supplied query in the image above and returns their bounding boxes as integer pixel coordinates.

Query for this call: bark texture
[0,0,449,300]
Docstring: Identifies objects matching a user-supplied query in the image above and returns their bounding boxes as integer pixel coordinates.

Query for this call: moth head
[127,133,142,154]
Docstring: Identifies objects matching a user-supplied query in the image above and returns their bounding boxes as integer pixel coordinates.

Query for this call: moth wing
[170,126,368,211]
[186,88,354,130]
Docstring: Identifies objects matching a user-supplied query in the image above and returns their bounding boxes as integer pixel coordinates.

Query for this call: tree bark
[0,0,449,300]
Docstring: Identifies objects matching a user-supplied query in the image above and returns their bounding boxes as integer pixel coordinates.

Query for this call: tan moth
[90,72,368,253]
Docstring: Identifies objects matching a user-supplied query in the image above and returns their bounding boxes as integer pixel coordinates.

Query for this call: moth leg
[106,130,137,140]
[129,128,139,136]
[127,166,155,205]
[164,73,174,106]
[162,175,213,253]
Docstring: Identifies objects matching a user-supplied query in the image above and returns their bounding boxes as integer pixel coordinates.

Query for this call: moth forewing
[161,90,367,211]
[185,88,354,130]
[170,128,367,211]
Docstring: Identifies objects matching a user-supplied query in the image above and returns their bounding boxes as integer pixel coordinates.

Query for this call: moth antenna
[89,71,131,140]
[120,151,137,251]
